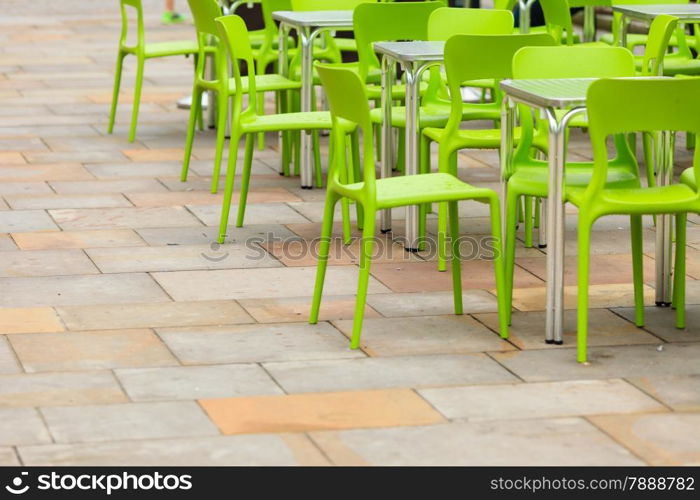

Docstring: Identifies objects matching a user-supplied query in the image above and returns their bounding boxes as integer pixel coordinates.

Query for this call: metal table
[613,4,700,47]
[273,10,354,188]
[500,77,676,344]
[374,41,445,252]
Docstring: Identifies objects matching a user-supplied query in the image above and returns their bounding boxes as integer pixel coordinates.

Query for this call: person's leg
[163,0,185,24]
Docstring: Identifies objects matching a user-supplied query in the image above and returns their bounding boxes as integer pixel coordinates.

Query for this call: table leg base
[405,247,419,253]
[380,228,391,234]
[538,244,547,249]
[301,185,313,190]
[545,339,563,345]
[655,301,672,307]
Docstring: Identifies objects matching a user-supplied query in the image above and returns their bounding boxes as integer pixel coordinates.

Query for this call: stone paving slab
[0,336,22,375]
[0,408,52,446]
[366,290,499,317]
[0,371,126,407]
[0,307,64,334]
[613,306,700,343]
[626,375,700,411]
[19,434,329,466]
[40,402,219,444]
[49,206,202,230]
[0,249,99,277]
[310,418,644,466]
[0,209,59,233]
[136,224,296,246]
[187,203,309,227]
[237,295,380,324]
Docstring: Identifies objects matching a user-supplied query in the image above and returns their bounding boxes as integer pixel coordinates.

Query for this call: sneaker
[162,11,186,24]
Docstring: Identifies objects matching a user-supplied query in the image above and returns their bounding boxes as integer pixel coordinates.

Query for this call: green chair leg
[350,209,376,349]
[630,214,645,327]
[674,212,687,329]
[351,131,364,230]
[181,86,203,183]
[686,132,695,151]
[642,132,656,188]
[310,193,339,324]
[313,130,323,188]
[257,91,265,150]
[128,56,145,143]
[211,89,228,194]
[448,201,463,315]
[489,196,509,338]
[217,133,241,244]
[235,134,255,228]
[107,51,125,135]
[504,190,520,326]
[577,216,594,364]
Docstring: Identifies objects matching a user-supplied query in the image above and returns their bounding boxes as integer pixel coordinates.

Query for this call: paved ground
[0,0,698,466]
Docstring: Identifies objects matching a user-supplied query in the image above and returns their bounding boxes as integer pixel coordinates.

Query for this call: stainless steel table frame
[273,10,354,189]
[614,3,700,49]
[374,41,445,252]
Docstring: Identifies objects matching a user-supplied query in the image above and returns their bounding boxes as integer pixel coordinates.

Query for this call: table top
[272,10,353,28]
[612,3,700,21]
[500,78,595,108]
[373,41,445,64]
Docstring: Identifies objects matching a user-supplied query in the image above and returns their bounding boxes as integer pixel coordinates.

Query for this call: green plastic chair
[572,77,700,362]
[600,0,687,51]
[214,15,332,242]
[108,0,199,142]
[181,0,303,193]
[504,46,639,324]
[540,0,604,45]
[422,32,557,272]
[309,63,508,349]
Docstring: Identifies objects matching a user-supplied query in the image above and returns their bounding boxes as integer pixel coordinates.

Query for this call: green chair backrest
[493,0,518,10]
[540,0,578,45]
[316,63,376,188]
[640,15,679,76]
[188,0,223,38]
[442,33,556,137]
[216,15,259,112]
[512,46,635,78]
[353,1,444,80]
[261,0,292,41]
[427,7,514,41]
[118,0,145,49]
[586,77,700,194]
[291,0,375,8]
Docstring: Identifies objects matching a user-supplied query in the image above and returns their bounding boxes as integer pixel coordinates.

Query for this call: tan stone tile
[200,389,445,434]
[0,152,26,164]
[50,207,202,230]
[627,375,700,411]
[57,300,253,331]
[0,307,64,334]
[0,182,52,195]
[0,408,52,446]
[50,179,168,194]
[24,151,127,164]
[0,249,98,277]
[0,163,93,182]
[589,413,700,466]
[0,210,59,232]
[123,148,183,162]
[367,290,499,317]
[126,188,301,208]
[188,203,309,227]
[9,329,179,372]
[152,266,391,301]
[369,261,543,293]
[0,336,22,375]
[332,315,514,357]
[512,284,657,311]
[475,309,660,350]
[516,254,659,286]
[0,371,127,407]
[4,193,131,210]
[0,234,18,251]
[11,229,145,250]
[238,295,380,323]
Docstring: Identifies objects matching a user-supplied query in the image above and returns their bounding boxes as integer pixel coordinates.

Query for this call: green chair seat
[141,40,199,57]
[231,74,302,93]
[239,110,331,132]
[567,183,697,211]
[424,125,521,148]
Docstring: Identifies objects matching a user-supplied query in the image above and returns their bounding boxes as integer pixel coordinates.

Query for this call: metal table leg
[544,108,563,344]
[403,61,421,252]
[277,23,290,175]
[655,130,675,306]
[298,26,317,189]
[380,55,395,234]
[518,0,537,34]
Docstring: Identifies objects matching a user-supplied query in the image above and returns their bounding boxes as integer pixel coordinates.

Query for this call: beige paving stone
[136,224,296,246]
[238,295,380,323]
[0,307,64,334]
[115,364,283,401]
[126,188,300,208]
[10,329,179,372]
[0,164,93,182]
[491,343,700,382]
[49,179,168,194]
[612,306,700,343]
[11,229,145,250]
[475,309,660,350]
[369,261,543,293]
[627,375,700,411]
[512,283,657,311]
[420,379,666,421]
[0,210,59,233]
[85,162,190,179]
[56,300,253,331]
[0,234,18,250]
[311,418,643,466]
[332,315,513,357]
[367,290,499,317]
[4,193,131,210]
[0,408,52,446]
[41,402,219,444]
[0,137,47,152]
[19,434,329,466]
[44,136,143,153]
[152,266,391,301]
[0,336,21,374]
[0,152,26,164]
[187,203,310,226]
[0,448,19,466]
[589,413,700,466]
[0,274,170,307]
[264,353,518,393]
[122,148,183,162]
[24,151,128,164]
[0,249,98,277]
[159,322,364,364]
[50,206,202,230]
[0,371,126,407]
[0,182,52,195]
[200,389,445,435]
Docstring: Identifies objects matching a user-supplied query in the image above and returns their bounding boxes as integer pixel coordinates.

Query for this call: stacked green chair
[504,46,639,324]
[422,32,557,272]
[108,0,199,142]
[181,0,303,193]
[571,77,700,362]
[600,0,687,51]
[309,63,508,349]
[214,15,333,242]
